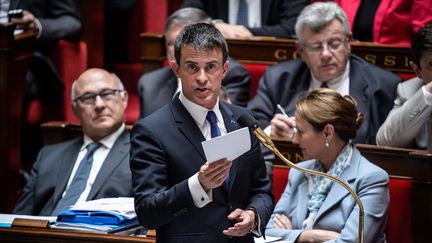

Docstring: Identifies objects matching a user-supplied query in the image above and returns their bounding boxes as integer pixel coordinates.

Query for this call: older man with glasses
[14,68,133,216]
[247,1,401,145]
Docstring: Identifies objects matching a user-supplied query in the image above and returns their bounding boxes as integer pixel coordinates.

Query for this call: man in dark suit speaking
[13,68,133,216]
[130,23,273,243]
[138,7,251,118]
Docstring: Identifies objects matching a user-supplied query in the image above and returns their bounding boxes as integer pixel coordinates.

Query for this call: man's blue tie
[51,142,102,215]
[236,0,249,26]
[206,111,230,189]
[206,110,221,138]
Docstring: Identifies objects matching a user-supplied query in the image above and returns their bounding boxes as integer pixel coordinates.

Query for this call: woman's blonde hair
[295,88,364,142]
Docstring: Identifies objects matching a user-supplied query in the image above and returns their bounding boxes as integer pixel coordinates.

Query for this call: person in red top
[315,0,432,46]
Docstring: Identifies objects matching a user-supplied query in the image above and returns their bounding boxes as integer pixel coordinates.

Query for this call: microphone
[237,113,364,243]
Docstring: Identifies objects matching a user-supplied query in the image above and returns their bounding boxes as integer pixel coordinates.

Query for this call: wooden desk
[274,141,432,243]
[140,33,413,75]
[40,122,134,146]
[0,227,155,243]
[0,23,36,213]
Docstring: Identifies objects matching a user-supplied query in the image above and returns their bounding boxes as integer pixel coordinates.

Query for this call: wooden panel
[0,23,36,213]
[41,121,133,146]
[140,33,166,73]
[141,34,413,75]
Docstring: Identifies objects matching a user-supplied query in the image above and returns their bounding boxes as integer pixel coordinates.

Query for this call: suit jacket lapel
[9,0,20,10]
[296,176,309,225]
[171,97,206,160]
[260,0,272,23]
[87,129,129,200]
[219,102,241,191]
[282,67,310,115]
[160,69,178,102]
[314,149,359,223]
[53,139,82,205]
[219,0,229,22]
[349,57,370,143]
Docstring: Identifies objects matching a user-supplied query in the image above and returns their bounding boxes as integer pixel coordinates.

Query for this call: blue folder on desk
[55,210,141,234]
[57,210,135,225]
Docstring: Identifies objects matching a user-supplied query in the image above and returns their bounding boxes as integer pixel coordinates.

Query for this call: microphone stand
[252,125,364,243]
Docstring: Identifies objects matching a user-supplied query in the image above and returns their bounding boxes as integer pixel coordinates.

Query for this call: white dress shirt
[61,123,126,206]
[228,0,261,27]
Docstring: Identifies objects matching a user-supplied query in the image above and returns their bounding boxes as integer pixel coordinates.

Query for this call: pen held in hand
[277,104,288,117]
[276,104,297,134]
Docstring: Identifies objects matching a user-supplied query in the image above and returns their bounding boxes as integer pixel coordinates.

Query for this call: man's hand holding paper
[198,159,232,191]
[198,127,251,191]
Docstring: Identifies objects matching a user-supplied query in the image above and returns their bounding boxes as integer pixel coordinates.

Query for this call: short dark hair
[174,23,228,64]
[411,23,432,67]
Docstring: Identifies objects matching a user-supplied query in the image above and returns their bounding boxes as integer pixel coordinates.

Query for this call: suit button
[228,203,232,209]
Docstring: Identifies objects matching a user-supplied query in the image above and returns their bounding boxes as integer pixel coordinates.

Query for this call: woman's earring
[325,139,330,147]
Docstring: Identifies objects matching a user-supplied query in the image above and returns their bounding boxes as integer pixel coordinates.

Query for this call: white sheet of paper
[254,236,291,243]
[202,127,250,163]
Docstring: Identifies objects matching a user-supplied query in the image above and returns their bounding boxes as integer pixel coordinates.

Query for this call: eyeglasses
[74,89,123,106]
[301,37,348,54]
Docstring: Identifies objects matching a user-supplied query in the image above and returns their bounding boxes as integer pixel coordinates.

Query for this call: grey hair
[71,72,125,102]
[295,2,350,43]
[165,7,212,35]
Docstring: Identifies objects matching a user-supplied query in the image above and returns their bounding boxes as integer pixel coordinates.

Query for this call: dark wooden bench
[141,33,414,99]
[140,33,414,76]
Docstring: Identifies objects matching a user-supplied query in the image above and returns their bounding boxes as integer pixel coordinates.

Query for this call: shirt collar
[179,91,223,126]
[82,123,126,151]
[310,61,350,91]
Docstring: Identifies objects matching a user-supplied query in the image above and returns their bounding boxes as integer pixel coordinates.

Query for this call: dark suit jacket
[13,129,133,216]
[10,0,82,96]
[11,0,82,42]
[247,55,401,144]
[130,98,274,243]
[137,58,251,118]
[181,0,309,38]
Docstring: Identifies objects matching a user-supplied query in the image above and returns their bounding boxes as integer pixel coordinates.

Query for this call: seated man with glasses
[14,68,133,216]
[247,2,401,145]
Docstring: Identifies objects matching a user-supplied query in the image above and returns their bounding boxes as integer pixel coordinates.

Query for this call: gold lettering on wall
[384,56,396,66]
[282,152,291,161]
[275,49,287,60]
[281,152,304,163]
[295,153,303,162]
[364,54,377,64]
[404,56,410,67]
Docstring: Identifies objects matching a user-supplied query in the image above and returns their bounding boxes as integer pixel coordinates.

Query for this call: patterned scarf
[302,144,353,230]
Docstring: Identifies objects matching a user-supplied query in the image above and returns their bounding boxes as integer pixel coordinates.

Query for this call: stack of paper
[52,197,143,234]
